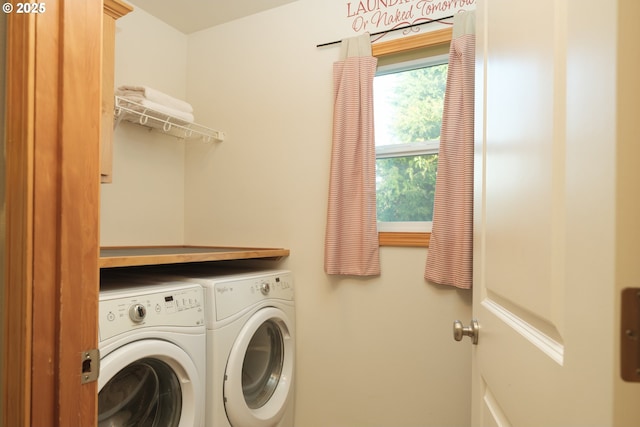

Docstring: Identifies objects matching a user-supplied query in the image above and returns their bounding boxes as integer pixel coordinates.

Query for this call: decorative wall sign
[344,0,475,38]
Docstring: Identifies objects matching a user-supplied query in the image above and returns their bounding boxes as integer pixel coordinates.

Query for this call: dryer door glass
[98,358,182,427]
[242,320,284,409]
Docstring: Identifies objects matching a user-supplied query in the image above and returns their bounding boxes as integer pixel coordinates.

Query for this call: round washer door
[224,306,294,427]
[98,339,201,427]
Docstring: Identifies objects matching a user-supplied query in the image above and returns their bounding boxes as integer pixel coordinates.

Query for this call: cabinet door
[4,1,102,426]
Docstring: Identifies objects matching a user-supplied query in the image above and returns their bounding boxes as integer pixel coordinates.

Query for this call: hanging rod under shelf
[114,96,225,142]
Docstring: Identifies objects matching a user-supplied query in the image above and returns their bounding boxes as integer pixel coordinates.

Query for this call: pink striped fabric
[424,12,476,289]
[324,34,380,276]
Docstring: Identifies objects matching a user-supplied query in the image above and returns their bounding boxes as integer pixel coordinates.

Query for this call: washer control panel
[99,284,204,342]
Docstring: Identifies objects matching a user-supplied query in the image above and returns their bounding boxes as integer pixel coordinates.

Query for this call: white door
[471,0,640,426]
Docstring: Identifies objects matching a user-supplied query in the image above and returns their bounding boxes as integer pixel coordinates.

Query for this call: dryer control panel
[214,272,294,321]
[99,285,204,342]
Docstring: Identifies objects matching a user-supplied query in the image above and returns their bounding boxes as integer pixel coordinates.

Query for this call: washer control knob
[129,303,147,323]
[260,282,271,295]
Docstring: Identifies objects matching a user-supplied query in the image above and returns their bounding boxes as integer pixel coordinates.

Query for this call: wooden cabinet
[5,2,104,425]
[101,0,133,183]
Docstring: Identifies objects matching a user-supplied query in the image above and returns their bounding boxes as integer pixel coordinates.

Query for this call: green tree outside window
[375,62,448,222]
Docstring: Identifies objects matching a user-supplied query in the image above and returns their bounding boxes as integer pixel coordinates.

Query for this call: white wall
[100,8,189,246]
[185,1,472,426]
[101,1,473,425]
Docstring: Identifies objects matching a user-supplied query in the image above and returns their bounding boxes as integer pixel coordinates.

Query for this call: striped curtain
[424,11,476,289]
[324,33,380,276]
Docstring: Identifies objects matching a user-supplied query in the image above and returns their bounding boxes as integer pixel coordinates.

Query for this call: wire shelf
[114,96,225,142]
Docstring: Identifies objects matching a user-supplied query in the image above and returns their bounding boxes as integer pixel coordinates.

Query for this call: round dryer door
[98,339,201,427]
[224,307,295,427]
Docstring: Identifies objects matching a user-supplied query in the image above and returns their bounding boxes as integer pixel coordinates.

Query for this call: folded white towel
[117,96,195,124]
[116,85,194,114]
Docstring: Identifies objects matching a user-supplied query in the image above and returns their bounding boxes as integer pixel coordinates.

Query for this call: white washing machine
[176,268,295,427]
[98,278,206,427]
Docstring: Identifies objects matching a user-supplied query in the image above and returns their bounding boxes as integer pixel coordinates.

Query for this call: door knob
[453,319,479,345]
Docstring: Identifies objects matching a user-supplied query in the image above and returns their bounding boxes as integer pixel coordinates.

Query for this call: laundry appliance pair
[99,268,295,427]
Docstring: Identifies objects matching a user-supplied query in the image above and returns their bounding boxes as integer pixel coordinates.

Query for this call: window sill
[379,232,430,247]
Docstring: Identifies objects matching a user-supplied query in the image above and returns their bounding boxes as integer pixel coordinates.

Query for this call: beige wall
[185,2,472,426]
[100,8,188,246]
[102,1,473,425]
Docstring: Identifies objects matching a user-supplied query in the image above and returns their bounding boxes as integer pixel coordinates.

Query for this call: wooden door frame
[3,1,101,426]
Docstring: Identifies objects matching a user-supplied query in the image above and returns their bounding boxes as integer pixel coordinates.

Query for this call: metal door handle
[453,319,479,345]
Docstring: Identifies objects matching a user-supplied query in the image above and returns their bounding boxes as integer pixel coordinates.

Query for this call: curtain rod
[316,15,454,48]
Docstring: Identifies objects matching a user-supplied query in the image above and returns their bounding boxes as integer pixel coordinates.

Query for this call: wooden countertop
[99,245,289,268]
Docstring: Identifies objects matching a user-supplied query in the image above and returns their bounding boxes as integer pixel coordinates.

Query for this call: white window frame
[375,54,449,234]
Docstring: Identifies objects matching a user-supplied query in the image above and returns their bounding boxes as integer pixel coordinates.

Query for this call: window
[374,54,449,236]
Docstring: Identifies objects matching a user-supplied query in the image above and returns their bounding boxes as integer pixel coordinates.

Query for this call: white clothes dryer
[176,269,295,427]
[98,278,206,427]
